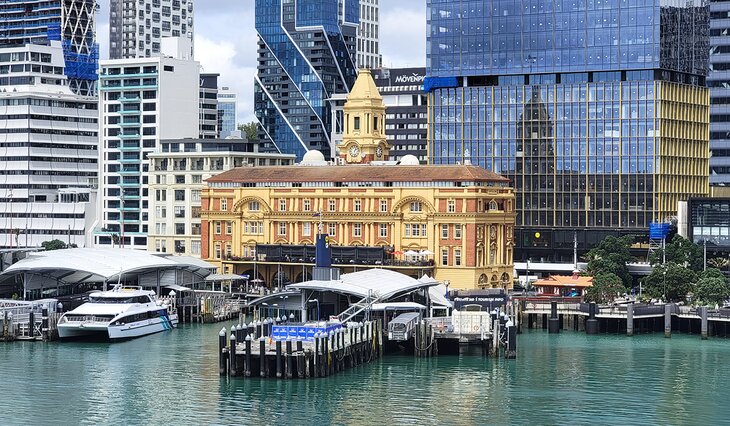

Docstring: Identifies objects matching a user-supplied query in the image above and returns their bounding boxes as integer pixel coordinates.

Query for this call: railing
[337,292,381,323]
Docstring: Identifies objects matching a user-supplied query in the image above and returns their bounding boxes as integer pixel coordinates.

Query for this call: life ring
[472,324,479,332]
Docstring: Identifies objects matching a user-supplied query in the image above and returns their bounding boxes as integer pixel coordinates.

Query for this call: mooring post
[229,333,237,377]
[700,306,709,340]
[41,305,49,342]
[314,333,320,378]
[2,310,8,340]
[627,303,634,336]
[259,338,267,377]
[548,301,560,334]
[218,328,227,376]
[505,321,517,359]
[322,333,329,377]
[256,320,262,339]
[586,302,598,335]
[245,335,252,377]
[275,340,283,378]
[664,303,672,338]
[297,340,304,378]
[286,340,293,379]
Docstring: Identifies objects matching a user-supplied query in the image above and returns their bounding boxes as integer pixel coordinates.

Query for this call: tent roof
[286,268,439,300]
[1,248,215,284]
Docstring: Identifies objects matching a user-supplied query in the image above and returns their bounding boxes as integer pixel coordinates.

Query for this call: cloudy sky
[94,0,427,124]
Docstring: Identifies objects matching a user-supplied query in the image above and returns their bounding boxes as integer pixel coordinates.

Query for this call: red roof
[534,275,594,288]
[207,164,509,184]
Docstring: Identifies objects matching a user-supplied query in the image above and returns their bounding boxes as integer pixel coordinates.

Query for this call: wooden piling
[229,333,237,377]
[245,335,252,377]
[275,340,283,378]
[218,328,227,376]
[259,338,267,378]
[627,304,634,336]
[285,340,293,379]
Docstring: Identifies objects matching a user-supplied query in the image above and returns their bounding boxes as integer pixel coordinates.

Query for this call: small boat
[57,286,178,340]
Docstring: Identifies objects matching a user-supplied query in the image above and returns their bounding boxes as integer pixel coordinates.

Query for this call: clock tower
[339,69,389,164]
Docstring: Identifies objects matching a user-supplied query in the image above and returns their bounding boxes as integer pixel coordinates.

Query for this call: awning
[162,284,191,291]
[370,302,426,311]
[205,273,246,281]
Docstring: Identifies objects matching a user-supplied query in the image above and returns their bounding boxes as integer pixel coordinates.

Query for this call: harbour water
[1,325,728,425]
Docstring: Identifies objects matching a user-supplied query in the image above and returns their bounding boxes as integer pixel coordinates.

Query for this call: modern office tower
[199,73,219,139]
[373,67,428,163]
[147,138,295,256]
[0,0,99,96]
[218,87,237,137]
[426,1,711,262]
[0,42,98,248]
[95,56,199,249]
[255,0,359,160]
[357,0,381,69]
[109,0,194,59]
[710,2,730,185]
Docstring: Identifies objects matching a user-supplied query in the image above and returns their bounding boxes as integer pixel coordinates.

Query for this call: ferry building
[201,70,516,290]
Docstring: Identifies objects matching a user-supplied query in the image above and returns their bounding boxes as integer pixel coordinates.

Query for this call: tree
[642,262,698,302]
[650,235,703,272]
[238,122,258,142]
[41,239,67,251]
[694,275,730,307]
[585,235,635,287]
[584,272,626,304]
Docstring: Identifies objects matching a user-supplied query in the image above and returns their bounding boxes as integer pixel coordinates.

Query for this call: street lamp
[663,269,667,303]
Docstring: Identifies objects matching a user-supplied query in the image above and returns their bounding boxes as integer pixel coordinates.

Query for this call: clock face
[349,145,360,158]
[375,146,383,158]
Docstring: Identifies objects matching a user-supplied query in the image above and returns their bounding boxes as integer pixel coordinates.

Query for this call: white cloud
[195,35,257,125]
[380,6,427,68]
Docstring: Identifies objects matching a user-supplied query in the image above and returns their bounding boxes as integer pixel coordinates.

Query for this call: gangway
[387,312,421,341]
[337,291,381,323]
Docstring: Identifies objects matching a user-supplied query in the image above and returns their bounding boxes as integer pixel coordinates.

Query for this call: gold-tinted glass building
[427,1,710,262]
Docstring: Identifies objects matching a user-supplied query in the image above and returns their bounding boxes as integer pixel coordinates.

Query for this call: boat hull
[58,314,179,341]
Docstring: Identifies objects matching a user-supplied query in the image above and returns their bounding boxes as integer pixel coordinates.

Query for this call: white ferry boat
[57,286,178,340]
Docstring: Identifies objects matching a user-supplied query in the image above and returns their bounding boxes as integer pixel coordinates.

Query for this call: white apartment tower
[95,56,199,249]
[109,0,194,60]
[357,0,381,69]
[0,43,99,248]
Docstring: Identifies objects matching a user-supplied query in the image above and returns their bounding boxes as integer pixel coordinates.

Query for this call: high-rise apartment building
[427,1,711,262]
[374,67,428,163]
[710,1,730,185]
[218,87,237,137]
[199,73,219,139]
[95,56,199,250]
[109,0,194,60]
[357,0,381,69]
[0,0,99,96]
[0,42,99,248]
[255,0,359,160]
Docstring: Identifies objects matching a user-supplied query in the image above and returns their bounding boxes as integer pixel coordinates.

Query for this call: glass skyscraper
[255,0,359,160]
[427,1,711,261]
[709,1,730,185]
[0,0,99,96]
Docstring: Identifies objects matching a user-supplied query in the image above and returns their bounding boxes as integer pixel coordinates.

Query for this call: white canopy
[287,268,439,301]
[1,248,215,284]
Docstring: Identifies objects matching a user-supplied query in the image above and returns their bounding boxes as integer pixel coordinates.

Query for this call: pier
[1,300,61,342]
[219,319,383,379]
[521,298,730,339]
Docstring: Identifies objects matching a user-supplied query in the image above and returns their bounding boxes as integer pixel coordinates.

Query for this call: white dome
[301,150,327,166]
[399,155,420,166]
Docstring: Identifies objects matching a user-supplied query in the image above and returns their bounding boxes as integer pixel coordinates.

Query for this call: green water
[1,325,727,425]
